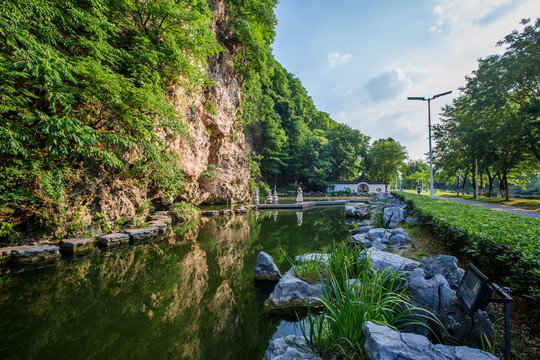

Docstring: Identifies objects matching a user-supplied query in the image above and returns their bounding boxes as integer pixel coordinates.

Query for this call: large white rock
[363,321,499,360]
[264,268,326,311]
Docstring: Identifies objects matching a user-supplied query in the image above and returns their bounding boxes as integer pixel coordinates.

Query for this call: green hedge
[393,192,540,300]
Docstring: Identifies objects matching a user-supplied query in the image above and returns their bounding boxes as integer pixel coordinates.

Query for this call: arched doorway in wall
[357,183,369,193]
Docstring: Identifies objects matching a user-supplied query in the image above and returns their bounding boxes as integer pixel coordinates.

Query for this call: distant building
[328,178,388,194]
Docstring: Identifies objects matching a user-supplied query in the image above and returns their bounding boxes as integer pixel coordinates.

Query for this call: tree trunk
[486,169,494,197]
[462,173,467,195]
[471,169,476,197]
[480,173,484,196]
[456,176,460,196]
[503,172,510,201]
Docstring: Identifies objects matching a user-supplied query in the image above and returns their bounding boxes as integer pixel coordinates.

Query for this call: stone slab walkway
[433,195,540,218]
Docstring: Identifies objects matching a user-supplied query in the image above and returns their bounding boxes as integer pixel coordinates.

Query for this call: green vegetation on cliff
[227,0,370,192]
[0,0,220,231]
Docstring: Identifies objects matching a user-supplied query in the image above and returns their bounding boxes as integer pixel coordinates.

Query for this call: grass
[402,189,540,211]
[294,244,440,359]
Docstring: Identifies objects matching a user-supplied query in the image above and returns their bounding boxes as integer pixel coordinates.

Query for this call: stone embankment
[259,193,496,360]
[0,211,172,268]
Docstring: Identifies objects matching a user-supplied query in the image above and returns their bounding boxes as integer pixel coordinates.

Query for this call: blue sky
[272,0,540,160]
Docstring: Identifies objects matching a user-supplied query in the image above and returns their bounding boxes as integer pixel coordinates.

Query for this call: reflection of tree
[0,208,349,359]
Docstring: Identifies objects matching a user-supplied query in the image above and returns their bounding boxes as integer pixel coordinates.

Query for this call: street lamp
[408,90,452,199]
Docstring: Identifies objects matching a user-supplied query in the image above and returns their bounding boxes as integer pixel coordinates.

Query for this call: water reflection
[0,207,351,359]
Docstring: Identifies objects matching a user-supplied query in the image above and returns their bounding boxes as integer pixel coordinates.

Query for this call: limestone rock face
[363,321,499,360]
[172,0,250,205]
[254,251,281,281]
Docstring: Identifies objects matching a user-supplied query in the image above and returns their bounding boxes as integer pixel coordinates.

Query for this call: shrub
[394,191,540,299]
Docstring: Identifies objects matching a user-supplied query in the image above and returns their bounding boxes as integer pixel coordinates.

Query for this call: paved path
[433,195,540,218]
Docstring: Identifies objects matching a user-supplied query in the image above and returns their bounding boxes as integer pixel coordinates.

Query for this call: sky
[272,0,540,160]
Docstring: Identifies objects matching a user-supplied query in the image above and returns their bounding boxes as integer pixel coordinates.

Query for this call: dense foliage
[433,18,540,200]
[240,58,370,192]
[0,0,220,228]
[363,138,407,191]
[395,191,540,300]
[226,1,370,192]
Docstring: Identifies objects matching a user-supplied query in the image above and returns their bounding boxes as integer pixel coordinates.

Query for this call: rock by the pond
[345,205,370,219]
[371,238,387,250]
[123,227,161,242]
[254,251,281,281]
[264,268,326,311]
[367,228,386,241]
[348,233,372,247]
[202,210,219,216]
[405,216,419,226]
[363,321,498,360]
[406,267,493,344]
[97,233,130,248]
[60,238,94,255]
[370,192,394,202]
[367,248,419,274]
[350,229,413,250]
[263,335,323,360]
[383,206,406,228]
[350,225,376,234]
[420,255,465,290]
[1,245,60,264]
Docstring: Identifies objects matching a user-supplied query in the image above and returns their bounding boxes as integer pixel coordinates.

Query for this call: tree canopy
[433,18,540,200]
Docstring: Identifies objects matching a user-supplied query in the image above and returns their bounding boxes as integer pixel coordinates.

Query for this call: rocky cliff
[172,0,251,205]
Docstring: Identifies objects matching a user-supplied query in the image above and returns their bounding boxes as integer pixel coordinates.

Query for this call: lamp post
[408,90,452,199]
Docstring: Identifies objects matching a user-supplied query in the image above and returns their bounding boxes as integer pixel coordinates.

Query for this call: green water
[0,207,352,360]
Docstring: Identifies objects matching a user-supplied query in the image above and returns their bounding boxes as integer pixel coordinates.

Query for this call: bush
[394,191,540,299]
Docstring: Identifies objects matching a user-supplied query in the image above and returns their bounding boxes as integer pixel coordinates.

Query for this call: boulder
[367,228,386,241]
[406,268,493,344]
[367,248,419,274]
[363,321,498,360]
[254,251,281,281]
[386,234,411,246]
[348,233,372,248]
[370,193,394,202]
[344,206,370,219]
[383,206,405,228]
[391,228,408,236]
[264,268,326,311]
[263,335,323,360]
[420,255,465,290]
[350,225,376,234]
[371,239,387,250]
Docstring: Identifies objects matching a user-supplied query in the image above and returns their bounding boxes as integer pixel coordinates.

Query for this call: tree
[364,138,407,192]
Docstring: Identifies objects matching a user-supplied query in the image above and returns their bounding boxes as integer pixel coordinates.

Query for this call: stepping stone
[0,245,60,265]
[150,215,171,224]
[202,211,219,216]
[97,233,130,248]
[147,221,167,230]
[60,238,94,255]
[123,227,161,243]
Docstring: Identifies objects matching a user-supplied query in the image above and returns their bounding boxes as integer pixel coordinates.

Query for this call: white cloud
[328,52,352,69]
[434,5,443,14]
[366,69,411,102]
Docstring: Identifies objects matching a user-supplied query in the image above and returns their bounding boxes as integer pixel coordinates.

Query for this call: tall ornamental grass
[296,244,439,359]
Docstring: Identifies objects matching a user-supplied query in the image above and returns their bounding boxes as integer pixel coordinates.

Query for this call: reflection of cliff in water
[0,207,351,359]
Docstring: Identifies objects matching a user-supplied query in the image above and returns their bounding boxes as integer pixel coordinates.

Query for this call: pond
[0,206,353,360]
